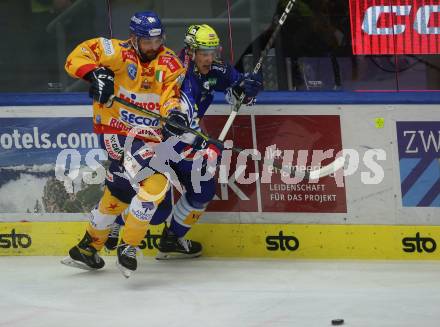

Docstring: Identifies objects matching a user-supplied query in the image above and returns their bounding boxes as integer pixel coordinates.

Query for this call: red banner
[349,0,440,54]
[199,115,347,214]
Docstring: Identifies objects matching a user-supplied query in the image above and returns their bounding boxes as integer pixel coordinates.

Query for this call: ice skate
[116,241,137,278]
[61,232,105,270]
[156,225,202,260]
[104,222,121,251]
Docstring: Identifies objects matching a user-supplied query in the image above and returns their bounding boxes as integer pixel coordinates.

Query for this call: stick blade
[309,156,345,180]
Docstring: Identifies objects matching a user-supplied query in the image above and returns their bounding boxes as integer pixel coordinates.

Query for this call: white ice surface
[0,257,439,327]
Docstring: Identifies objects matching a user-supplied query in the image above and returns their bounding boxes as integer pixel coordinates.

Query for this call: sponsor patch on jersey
[118,86,161,111]
[158,56,171,65]
[167,57,181,73]
[159,56,181,73]
[127,63,138,80]
[132,209,154,221]
[120,109,160,127]
[101,38,115,56]
[103,134,124,160]
[122,50,137,63]
[208,77,217,86]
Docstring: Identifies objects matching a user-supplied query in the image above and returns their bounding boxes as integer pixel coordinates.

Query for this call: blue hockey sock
[169,194,206,237]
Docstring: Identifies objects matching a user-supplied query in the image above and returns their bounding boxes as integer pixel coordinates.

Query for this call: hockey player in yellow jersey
[61,11,192,278]
[64,14,184,141]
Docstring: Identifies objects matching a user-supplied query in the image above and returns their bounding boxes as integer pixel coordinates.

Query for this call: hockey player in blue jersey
[178,24,262,121]
[104,24,263,259]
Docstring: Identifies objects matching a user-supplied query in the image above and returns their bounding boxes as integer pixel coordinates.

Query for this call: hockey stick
[218,0,295,141]
[108,95,216,143]
[108,95,345,180]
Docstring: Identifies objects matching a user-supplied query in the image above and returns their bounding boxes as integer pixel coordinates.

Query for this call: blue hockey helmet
[129,11,164,38]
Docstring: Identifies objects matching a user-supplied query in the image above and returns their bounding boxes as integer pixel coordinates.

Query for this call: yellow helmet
[184,24,220,50]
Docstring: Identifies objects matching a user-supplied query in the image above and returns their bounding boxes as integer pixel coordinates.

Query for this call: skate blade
[156,251,202,260]
[60,256,97,271]
[116,261,134,279]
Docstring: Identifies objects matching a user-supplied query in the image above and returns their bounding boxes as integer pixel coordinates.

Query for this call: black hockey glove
[86,67,115,104]
[228,72,263,106]
[162,110,190,140]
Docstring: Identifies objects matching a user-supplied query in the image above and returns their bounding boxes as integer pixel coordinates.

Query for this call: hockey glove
[228,72,263,106]
[184,136,223,176]
[193,136,224,160]
[86,67,115,104]
[162,110,190,139]
[180,134,224,163]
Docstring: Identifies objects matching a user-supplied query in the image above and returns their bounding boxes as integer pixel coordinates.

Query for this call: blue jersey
[178,49,243,126]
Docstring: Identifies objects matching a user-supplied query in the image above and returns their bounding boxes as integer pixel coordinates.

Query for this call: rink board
[1,103,439,227]
[1,94,440,259]
[0,221,439,259]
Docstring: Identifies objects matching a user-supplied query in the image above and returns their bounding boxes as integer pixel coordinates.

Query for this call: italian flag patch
[155,70,165,82]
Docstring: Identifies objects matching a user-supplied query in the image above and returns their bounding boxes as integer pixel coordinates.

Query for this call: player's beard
[141,50,159,62]
[132,38,160,63]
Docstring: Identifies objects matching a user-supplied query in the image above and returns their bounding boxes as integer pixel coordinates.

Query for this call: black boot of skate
[116,240,137,278]
[104,223,121,251]
[156,225,202,260]
[61,231,105,270]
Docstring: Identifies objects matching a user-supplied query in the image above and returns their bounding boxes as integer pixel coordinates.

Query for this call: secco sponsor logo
[402,233,437,253]
[120,110,159,127]
[266,231,299,251]
[0,229,32,249]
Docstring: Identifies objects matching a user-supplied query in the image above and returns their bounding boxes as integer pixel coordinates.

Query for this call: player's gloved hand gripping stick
[103,1,345,181]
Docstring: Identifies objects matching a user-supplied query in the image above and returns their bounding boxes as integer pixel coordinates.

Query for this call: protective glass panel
[0,0,439,92]
[0,0,108,92]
